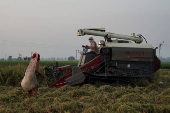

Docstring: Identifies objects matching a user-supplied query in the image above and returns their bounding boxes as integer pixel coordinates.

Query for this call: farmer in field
[21,52,44,98]
[87,37,98,54]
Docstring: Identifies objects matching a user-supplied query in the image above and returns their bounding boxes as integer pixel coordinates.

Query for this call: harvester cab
[44,28,161,88]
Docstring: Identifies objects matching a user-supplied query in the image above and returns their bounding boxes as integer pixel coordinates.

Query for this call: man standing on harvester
[87,37,98,54]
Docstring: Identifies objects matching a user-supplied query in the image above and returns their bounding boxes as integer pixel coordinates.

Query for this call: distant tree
[7,56,12,61]
[0,58,4,61]
[68,56,75,61]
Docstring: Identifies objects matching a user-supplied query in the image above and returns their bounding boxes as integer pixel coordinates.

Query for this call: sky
[0,0,170,59]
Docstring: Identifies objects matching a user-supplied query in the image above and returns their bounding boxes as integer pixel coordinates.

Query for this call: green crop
[161,62,170,69]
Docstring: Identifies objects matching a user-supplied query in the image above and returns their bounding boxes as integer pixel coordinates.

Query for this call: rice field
[0,61,170,112]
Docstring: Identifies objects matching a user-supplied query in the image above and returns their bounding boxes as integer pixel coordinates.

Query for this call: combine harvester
[44,28,161,88]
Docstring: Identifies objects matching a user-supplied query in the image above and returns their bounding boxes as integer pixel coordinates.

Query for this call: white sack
[21,58,38,91]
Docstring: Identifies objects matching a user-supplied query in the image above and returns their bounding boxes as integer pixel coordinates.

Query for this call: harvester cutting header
[44,28,161,88]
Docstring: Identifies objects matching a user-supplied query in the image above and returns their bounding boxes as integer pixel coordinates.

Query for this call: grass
[0,62,170,112]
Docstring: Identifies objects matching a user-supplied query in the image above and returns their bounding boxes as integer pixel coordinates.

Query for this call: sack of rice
[21,52,40,92]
